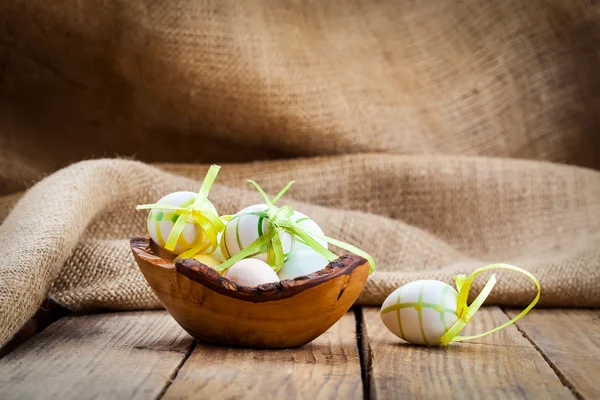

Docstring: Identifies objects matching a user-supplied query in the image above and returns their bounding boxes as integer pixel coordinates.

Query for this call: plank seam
[355,307,374,400]
[156,339,197,400]
[501,308,583,400]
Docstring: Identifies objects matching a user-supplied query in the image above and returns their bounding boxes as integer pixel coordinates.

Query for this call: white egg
[290,211,328,252]
[278,250,330,280]
[147,191,219,255]
[208,232,226,263]
[224,258,280,287]
[380,280,459,346]
[220,204,294,265]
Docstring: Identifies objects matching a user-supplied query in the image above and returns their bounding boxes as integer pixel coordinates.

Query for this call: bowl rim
[130,235,369,303]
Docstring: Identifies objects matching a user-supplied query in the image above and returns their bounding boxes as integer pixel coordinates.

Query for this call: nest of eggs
[131,166,373,348]
[131,235,370,348]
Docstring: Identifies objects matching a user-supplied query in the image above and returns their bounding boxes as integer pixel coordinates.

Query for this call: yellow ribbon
[214,180,376,274]
[440,264,541,345]
[136,165,226,260]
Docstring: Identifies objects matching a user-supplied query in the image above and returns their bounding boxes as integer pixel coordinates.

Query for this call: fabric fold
[1,156,599,346]
[1,0,599,347]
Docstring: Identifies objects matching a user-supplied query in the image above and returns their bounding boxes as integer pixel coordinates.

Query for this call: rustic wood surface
[0,311,194,400]
[164,312,362,399]
[507,309,600,400]
[361,307,573,399]
[0,300,68,358]
[1,307,598,399]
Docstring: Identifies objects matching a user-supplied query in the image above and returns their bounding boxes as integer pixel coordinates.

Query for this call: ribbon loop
[136,165,225,255]
[455,275,467,292]
[214,180,376,275]
[301,231,376,274]
[440,264,540,345]
[214,229,275,272]
[283,224,338,262]
[271,181,295,205]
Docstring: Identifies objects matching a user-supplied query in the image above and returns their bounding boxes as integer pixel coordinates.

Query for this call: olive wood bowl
[130,235,370,349]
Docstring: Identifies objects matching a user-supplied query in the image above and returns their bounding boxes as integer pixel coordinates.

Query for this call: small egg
[191,253,222,269]
[147,191,218,255]
[290,211,328,252]
[278,250,330,280]
[224,258,280,287]
[221,204,294,265]
[380,280,459,346]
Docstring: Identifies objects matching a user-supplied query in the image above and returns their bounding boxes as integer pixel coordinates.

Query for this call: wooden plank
[361,307,573,399]
[0,300,69,358]
[163,312,363,399]
[0,311,194,400]
[507,309,600,400]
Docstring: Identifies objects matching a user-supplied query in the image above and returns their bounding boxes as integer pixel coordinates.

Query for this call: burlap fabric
[1,0,599,347]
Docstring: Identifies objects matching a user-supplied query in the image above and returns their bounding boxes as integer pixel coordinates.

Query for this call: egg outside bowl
[130,235,371,349]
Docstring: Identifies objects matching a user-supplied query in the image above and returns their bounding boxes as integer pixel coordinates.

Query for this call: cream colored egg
[278,250,330,280]
[290,211,328,252]
[191,253,222,269]
[224,258,280,287]
[380,280,459,346]
[221,204,294,265]
[147,191,218,255]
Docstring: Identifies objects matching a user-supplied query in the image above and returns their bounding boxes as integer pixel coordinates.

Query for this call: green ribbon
[136,165,226,259]
[439,263,541,345]
[215,180,376,274]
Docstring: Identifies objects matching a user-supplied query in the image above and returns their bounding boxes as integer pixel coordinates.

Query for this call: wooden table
[0,307,598,399]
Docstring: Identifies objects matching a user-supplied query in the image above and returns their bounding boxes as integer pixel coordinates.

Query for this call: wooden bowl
[130,235,371,349]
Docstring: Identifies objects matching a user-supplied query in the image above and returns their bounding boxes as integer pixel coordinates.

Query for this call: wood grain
[163,312,362,399]
[361,307,573,399]
[507,309,600,399]
[131,235,371,348]
[0,300,68,358]
[0,311,194,400]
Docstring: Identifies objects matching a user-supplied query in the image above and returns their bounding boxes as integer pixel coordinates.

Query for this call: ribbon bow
[439,264,541,345]
[136,165,226,260]
[214,180,376,274]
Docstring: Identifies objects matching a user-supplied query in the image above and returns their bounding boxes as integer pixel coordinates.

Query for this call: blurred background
[1,0,599,194]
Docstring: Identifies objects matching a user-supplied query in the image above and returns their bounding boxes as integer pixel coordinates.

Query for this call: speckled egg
[220,204,294,265]
[147,191,218,255]
[380,280,459,346]
[278,250,330,280]
[290,211,328,252]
